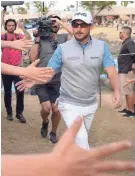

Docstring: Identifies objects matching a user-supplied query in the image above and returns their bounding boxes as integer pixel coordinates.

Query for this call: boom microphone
[1,1,24,10]
[1,1,24,11]
[1,1,24,7]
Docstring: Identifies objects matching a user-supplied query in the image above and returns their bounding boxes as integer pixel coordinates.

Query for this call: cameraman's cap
[72,11,93,24]
[48,15,61,20]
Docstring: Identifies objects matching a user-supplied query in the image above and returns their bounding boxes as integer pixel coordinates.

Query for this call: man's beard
[51,26,59,34]
[7,30,14,33]
[74,32,89,42]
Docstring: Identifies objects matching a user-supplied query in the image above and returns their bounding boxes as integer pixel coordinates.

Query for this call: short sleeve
[127,40,135,53]
[103,43,115,68]
[47,45,62,72]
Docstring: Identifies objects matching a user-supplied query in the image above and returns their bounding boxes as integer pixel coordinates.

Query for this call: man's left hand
[112,91,121,108]
[16,78,35,92]
[18,21,25,30]
[51,18,61,26]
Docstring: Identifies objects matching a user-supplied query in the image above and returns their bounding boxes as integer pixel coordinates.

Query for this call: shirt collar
[73,35,92,46]
[78,36,92,46]
[122,37,131,44]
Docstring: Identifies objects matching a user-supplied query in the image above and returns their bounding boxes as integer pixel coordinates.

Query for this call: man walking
[30,15,72,143]
[17,11,121,149]
[47,11,121,149]
[1,19,31,123]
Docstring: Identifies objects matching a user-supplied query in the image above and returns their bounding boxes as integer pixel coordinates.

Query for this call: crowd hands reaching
[2,117,135,176]
[1,40,55,84]
[1,35,54,84]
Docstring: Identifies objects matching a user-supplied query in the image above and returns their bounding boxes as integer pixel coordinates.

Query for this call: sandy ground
[1,92,135,176]
[91,26,135,40]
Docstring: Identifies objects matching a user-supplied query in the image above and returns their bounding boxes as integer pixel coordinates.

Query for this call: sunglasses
[72,22,89,28]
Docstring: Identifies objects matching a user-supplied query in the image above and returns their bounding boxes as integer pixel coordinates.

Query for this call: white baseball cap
[72,11,93,24]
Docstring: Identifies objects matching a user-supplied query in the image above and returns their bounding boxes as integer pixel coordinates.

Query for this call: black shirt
[118,37,135,74]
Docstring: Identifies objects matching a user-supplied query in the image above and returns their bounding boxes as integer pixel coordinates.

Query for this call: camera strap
[3,33,20,41]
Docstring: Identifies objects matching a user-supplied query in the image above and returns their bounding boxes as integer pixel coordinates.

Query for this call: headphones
[4,19,17,31]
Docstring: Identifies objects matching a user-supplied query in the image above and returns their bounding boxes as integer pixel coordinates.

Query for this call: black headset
[4,19,17,30]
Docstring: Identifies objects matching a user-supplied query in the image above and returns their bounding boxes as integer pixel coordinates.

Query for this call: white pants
[58,102,98,150]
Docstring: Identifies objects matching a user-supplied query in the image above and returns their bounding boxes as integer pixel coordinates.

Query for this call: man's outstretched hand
[16,60,55,91]
[12,39,34,52]
[52,116,135,176]
[2,117,135,176]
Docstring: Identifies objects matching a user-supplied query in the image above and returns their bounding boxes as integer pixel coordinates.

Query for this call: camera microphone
[1,1,24,11]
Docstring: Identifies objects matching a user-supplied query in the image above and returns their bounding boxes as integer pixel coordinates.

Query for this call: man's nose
[77,25,82,30]
[76,26,82,32]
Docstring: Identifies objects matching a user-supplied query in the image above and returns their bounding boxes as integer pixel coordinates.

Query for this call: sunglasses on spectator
[72,22,89,28]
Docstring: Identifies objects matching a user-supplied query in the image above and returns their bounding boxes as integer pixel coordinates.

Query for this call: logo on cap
[74,12,87,17]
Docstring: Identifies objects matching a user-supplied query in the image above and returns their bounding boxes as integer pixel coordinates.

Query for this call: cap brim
[71,19,90,24]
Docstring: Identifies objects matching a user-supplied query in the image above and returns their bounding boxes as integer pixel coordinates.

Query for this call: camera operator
[30,15,72,143]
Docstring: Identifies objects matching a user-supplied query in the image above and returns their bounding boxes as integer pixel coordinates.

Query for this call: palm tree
[25,2,30,12]
[17,7,27,14]
[33,1,55,16]
[80,1,133,18]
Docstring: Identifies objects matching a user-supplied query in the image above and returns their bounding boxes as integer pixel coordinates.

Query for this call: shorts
[36,82,60,104]
[119,72,134,95]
